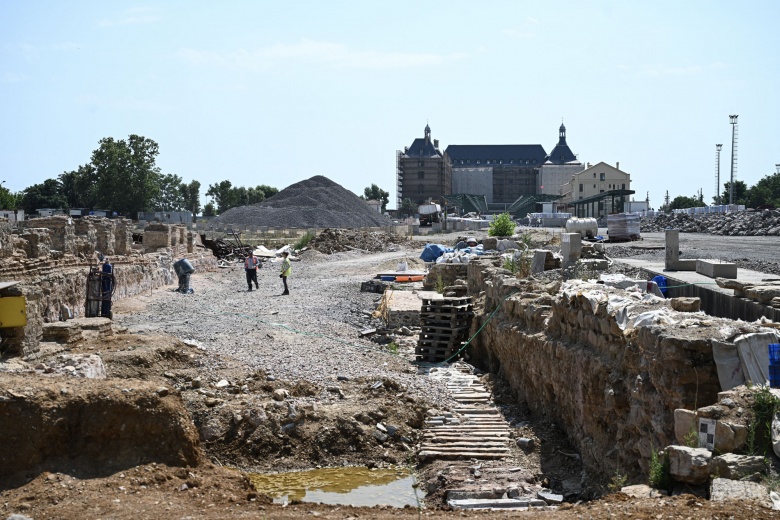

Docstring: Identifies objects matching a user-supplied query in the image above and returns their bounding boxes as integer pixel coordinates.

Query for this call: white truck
[418,203,442,226]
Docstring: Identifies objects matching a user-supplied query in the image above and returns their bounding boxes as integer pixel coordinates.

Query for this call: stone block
[670,297,701,312]
[745,286,780,304]
[696,260,737,279]
[710,478,770,506]
[673,409,747,453]
[667,445,712,484]
[620,484,665,498]
[710,453,766,480]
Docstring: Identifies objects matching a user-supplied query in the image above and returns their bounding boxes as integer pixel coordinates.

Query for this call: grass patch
[293,232,314,250]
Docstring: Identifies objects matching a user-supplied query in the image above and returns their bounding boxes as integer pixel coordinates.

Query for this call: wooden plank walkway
[419,362,510,462]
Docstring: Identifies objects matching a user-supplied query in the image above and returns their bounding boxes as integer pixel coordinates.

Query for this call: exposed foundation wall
[0,221,217,358]
[466,257,766,484]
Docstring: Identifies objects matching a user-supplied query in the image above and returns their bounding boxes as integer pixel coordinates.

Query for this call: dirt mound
[0,373,202,490]
[309,228,412,254]
[211,176,395,229]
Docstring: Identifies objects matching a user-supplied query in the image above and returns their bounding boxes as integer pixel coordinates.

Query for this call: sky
[1,1,779,211]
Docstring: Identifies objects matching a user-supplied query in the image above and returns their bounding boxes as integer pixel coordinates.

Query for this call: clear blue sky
[2,1,778,210]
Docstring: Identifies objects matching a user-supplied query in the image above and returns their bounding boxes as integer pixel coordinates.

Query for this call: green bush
[488,212,515,237]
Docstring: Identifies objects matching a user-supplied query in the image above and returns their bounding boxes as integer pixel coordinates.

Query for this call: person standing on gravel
[244,251,260,291]
[279,251,291,295]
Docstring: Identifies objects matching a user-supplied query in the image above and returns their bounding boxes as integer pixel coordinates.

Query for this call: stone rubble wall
[465,257,769,484]
[0,221,217,358]
[641,210,780,236]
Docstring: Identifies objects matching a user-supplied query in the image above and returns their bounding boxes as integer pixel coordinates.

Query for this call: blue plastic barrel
[770,344,780,365]
[770,364,780,389]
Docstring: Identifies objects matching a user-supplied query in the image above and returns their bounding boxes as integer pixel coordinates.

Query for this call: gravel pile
[212,176,395,229]
[310,228,411,254]
[641,210,780,236]
[115,247,454,409]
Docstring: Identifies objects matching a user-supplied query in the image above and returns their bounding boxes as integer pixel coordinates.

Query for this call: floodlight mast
[729,115,738,206]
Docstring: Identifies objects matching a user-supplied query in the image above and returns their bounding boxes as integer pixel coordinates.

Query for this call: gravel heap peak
[211,175,394,229]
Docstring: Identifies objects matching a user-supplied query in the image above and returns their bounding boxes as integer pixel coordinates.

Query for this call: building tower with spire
[538,121,584,197]
[396,123,448,207]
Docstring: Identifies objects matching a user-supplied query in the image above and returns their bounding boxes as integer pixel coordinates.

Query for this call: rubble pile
[309,228,410,254]
[641,210,780,236]
[211,175,395,229]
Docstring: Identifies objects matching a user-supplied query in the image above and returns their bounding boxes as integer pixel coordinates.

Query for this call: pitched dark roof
[546,123,577,164]
[444,144,547,165]
[403,138,442,158]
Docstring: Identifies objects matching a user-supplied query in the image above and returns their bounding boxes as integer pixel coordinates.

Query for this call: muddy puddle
[248,466,420,507]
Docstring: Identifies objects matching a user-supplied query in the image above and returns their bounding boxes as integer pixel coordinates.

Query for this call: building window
[418,171,424,179]
[622,183,626,190]
[486,160,491,165]
[418,160,425,167]
[476,160,480,165]
[593,173,596,178]
[418,184,424,195]
[600,173,605,181]
[579,183,583,192]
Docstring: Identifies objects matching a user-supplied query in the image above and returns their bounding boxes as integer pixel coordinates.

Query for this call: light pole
[729,115,738,206]
[776,164,780,174]
[715,144,723,205]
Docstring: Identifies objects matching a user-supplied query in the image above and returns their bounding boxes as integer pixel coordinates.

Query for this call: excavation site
[3,186,780,519]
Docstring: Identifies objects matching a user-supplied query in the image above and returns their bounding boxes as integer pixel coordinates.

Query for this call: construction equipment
[85,260,115,319]
[200,231,254,264]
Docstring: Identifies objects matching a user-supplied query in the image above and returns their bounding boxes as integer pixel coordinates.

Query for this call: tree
[399,198,417,218]
[205,181,279,214]
[206,180,237,214]
[721,181,748,206]
[89,135,163,216]
[59,165,99,209]
[744,172,780,209]
[153,173,186,211]
[20,179,67,213]
[180,180,202,220]
[362,184,390,212]
[0,183,19,210]
[203,202,216,217]
[669,195,705,210]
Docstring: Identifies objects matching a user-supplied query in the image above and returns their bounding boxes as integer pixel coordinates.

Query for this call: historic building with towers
[395,124,448,207]
[395,121,604,212]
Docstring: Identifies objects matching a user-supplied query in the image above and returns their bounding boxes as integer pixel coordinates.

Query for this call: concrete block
[696,260,737,279]
[561,233,581,267]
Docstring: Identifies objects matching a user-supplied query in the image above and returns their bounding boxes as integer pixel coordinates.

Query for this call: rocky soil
[641,210,780,236]
[1,228,777,518]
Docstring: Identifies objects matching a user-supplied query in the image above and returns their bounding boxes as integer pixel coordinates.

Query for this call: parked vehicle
[418,203,442,226]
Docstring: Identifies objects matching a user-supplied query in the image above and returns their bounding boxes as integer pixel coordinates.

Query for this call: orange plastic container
[395,275,424,282]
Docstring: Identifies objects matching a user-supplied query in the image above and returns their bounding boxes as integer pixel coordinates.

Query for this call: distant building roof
[444,144,547,165]
[546,123,577,165]
[402,123,442,158]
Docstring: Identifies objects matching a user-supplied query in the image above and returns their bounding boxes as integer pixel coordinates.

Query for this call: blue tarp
[420,243,453,262]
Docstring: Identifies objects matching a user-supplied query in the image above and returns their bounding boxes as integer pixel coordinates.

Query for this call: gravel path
[114,246,455,409]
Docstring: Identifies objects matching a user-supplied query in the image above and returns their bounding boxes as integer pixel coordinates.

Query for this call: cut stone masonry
[465,256,774,484]
[0,217,217,358]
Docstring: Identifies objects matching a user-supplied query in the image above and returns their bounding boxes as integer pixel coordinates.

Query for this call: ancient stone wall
[466,257,769,484]
[0,222,217,358]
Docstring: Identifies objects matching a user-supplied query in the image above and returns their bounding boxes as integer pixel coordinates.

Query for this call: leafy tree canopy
[205,181,278,214]
[20,179,68,213]
[399,197,417,218]
[669,195,706,210]
[362,184,390,212]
